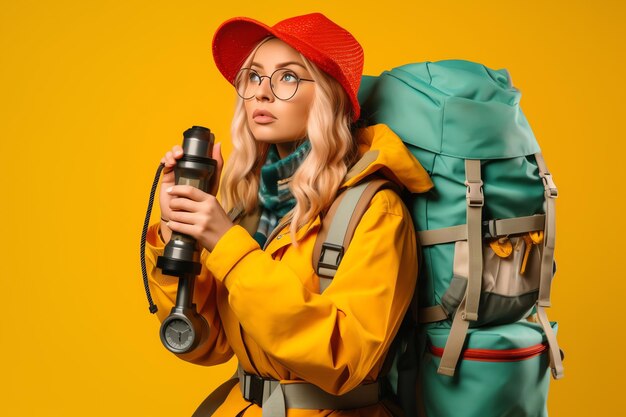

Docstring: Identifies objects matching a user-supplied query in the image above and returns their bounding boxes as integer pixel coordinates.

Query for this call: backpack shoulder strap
[533,152,564,379]
[437,158,484,376]
[312,178,396,293]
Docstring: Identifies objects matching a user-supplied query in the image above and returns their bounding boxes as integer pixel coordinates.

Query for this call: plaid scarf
[254,141,311,247]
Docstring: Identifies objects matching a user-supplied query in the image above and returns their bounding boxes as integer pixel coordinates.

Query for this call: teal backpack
[314,60,564,417]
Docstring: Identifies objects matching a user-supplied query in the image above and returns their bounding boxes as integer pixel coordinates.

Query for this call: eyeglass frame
[234,67,315,101]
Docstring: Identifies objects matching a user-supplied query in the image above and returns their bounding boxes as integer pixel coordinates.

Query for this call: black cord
[140,163,165,314]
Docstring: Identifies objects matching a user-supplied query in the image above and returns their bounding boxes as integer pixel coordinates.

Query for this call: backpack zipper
[429,343,548,362]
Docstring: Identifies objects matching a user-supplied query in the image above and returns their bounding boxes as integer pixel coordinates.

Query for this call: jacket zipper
[429,343,548,362]
[263,220,290,250]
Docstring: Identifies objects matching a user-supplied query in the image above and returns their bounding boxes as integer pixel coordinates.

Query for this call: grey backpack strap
[418,214,546,246]
[191,370,239,417]
[438,159,484,376]
[462,159,484,323]
[313,179,395,293]
[534,152,557,308]
[534,152,564,379]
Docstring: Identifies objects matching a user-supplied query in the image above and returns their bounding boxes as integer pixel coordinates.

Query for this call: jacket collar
[342,124,433,193]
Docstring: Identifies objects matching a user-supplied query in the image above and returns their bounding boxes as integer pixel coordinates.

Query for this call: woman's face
[243,38,315,154]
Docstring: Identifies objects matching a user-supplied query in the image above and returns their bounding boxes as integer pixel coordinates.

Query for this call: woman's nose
[255,77,274,102]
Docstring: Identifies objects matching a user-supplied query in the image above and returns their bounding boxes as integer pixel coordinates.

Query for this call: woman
[145,12,433,417]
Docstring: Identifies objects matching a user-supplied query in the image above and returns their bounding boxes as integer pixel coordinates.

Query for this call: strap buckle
[243,373,267,406]
[483,219,498,238]
[318,242,345,275]
[541,173,558,198]
[465,180,484,207]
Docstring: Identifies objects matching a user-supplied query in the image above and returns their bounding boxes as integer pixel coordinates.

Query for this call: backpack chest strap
[417,214,547,246]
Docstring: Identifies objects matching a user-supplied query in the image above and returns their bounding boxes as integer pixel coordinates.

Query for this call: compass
[159,306,207,354]
[161,317,195,352]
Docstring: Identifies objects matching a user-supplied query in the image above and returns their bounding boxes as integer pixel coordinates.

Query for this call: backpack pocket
[418,321,555,417]
[441,236,544,326]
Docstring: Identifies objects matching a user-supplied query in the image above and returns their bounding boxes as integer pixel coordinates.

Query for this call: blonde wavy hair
[220,37,359,241]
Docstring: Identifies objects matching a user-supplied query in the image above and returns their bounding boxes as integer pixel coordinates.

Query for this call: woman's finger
[163,153,173,170]
[172,145,184,159]
[165,220,198,238]
[168,184,211,202]
[169,195,204,212]
[213,142,224,170]
[164,144,183,165]
[168,210,199,225]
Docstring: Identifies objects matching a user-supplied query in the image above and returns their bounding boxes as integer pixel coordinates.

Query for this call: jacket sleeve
[144,222,233,365]
[205,189,417,394]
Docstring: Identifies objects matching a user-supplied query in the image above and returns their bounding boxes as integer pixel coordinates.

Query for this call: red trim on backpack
[429,343,548,362]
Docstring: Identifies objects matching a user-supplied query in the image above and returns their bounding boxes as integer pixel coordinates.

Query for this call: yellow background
[1,0,623,415]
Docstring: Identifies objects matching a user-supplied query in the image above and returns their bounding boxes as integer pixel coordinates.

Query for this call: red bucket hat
[212,13,364,121]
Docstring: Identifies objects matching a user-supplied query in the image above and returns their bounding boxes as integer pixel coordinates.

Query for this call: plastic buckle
[245,373,265,406]
[541,173,558,198]
[318,242,345,275]
[465,180,484,207]
[482,219,499,238]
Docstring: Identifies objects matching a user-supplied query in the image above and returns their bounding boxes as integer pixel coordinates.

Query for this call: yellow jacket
[145,124,433,417]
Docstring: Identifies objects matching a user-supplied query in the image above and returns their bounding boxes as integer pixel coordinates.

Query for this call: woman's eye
[249,72,261,83]
[280,72,298,83]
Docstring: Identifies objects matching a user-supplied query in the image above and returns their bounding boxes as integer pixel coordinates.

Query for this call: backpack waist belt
[238,367,381,417]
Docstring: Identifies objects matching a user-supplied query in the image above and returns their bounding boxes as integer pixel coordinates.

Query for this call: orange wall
[1,1,623,415]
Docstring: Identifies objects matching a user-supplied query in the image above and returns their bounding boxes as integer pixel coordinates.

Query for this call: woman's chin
[251,128,302,145]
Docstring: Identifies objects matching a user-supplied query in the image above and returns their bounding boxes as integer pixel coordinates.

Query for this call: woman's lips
[252,109,277,124]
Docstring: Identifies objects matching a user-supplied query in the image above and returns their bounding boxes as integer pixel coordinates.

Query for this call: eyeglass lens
[235,69,302,100]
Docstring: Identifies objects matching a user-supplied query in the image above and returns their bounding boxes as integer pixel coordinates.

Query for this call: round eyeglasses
[234,68,315,101]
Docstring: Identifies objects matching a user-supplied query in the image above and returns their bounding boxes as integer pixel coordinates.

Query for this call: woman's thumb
[213,142,224,171]
[209,142,224,196]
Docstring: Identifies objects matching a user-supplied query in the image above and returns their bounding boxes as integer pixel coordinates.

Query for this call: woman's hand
[159,143,229,249]
[166,180,233,252]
